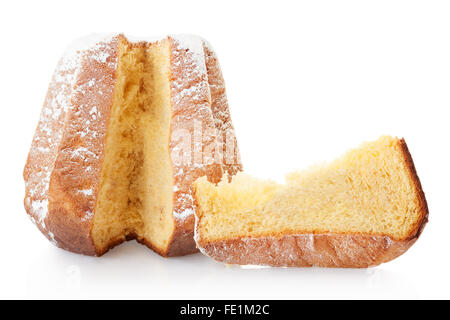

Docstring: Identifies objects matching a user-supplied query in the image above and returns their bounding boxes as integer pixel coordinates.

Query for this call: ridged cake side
[23,35,120,255]
[203,41,242,176]
[160,36,242,256]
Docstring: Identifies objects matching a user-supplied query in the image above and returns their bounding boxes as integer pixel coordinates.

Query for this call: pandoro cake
[23,34,242,256]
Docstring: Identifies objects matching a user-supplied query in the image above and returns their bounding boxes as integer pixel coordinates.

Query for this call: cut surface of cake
[23,34,242,256]
[193,136,428,268]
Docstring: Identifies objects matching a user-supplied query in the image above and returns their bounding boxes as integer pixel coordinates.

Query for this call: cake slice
[193,136,428,268]
[23,34,242,256]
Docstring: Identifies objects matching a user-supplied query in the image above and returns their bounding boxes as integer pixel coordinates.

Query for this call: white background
[1,0,449,299]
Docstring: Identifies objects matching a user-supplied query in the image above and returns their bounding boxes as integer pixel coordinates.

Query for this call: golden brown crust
[52,37,120,256]
[203,42,243,176]
[195,138,428,267]
[24,35,121,256]
[162,37,241,257]
[163,36,223,256]
[158,215,197,256]
[198,233,418,268]
[397,138,429,240]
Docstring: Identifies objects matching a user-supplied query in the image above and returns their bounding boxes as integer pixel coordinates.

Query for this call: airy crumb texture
[194,136,428,267]
[92,38,174,255]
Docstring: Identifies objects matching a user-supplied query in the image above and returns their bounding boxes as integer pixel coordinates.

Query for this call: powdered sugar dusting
[203,41,242,173]
[81,211,94,222]
[197,233,407,268]
[171,34,207,74]
[48,232,57,246]
[24,33,117,241]
[173,192,195,220]
[170,34,241,227]
[24,49,81,230]
[31,199,48,229]
[169,34,215,223]
[78,188,93,196]
[174,207,195,220]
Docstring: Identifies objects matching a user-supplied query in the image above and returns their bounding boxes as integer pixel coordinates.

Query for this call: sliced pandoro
[193,136,428,268]
[23,34,242,257]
